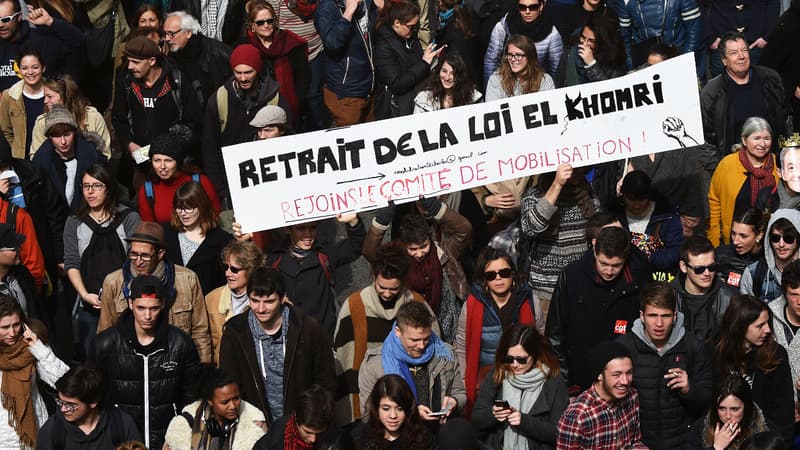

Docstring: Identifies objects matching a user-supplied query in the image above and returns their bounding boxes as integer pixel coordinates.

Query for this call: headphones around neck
[205,415,239,439]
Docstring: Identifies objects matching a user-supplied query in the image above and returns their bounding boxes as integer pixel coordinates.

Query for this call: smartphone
[428,409,449,417]
[494,400,510,410]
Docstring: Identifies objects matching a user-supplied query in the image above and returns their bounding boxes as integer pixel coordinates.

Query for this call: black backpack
[51,407,128,447]
[79,209,133,295]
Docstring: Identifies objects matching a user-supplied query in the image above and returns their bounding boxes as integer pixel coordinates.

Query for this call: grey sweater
[62,207,141,271]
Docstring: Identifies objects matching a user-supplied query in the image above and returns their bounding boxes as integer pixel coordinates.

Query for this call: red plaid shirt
[557,385,649,450]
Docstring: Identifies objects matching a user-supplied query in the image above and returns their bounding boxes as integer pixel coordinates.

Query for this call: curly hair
[425,53,476,109]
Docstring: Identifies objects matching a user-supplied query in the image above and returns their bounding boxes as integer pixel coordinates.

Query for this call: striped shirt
[266,0,323,60]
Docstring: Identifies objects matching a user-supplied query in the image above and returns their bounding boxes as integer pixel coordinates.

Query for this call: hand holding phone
[428,409,449,417]
[493,400,511,410]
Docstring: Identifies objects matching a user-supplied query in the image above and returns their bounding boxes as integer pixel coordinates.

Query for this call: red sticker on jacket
[614,320,628,334]
[727,272,741,287]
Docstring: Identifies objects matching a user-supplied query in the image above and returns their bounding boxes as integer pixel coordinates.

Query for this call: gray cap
[45,104,78,136]
[249,105,288,128]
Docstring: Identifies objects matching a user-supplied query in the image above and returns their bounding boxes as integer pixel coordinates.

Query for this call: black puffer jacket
[714,244,761,290]
[90,309,200,450]
[618,315,712,450]
[373,25,432,119]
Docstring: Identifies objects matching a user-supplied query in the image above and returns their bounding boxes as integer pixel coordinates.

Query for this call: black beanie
[588,341,632,382]
[149,133,185,163]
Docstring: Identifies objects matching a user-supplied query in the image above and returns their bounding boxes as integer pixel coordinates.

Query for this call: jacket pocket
[170,300,193,333]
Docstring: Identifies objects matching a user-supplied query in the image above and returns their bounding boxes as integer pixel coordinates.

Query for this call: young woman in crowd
[163,181,232,295]
[455,247,539,415]
[361,374,433,449]
[64,163,140,360]
[132,4,163,33]
[206,241,265,364]
[739,209,800,303]
[29,74,111,159]
[485,34,555,101]
[164,366,267,449]
[687,374,768,450]
[0,295,69,449]
[413,53,482,113]
[374,0,445,119]
[715,208,766,289]
[708,117,778,247]
[31,106,106,212]
[711,295,794,443]
[136,133,220,224]
[472,324,568,449]
[244,0,309,124]
[484,0,562,84]
[0,49,46,159]
[559,15,626,86]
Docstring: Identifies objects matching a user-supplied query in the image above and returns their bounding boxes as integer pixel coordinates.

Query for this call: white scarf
[501,365,549,450]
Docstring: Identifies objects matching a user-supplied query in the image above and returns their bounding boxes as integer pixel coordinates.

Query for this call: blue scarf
[381,322,452,400]
[121,258,177,304]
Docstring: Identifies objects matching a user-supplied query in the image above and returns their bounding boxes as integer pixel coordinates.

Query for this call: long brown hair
[365,375,430,450]
[714,294,781,376]
[492,324,559,384]
[43,74,89,129]
[170,181,218,234]
[499,34,544,96]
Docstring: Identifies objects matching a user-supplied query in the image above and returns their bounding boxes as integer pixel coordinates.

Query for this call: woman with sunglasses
[709,294,794,444]
[739,209,800,304]
[163,181,232,296]
[243,0,309,125]
[63,163,141,360]
[715,208,765,289]
[28,74,111,160]
[708,117,778,247]
[472,324,568,450]
[374,0,445,119]
[361,374,433,449]
[454,247,538,417]
[206,241,264,364]
[483,0,561,87]
[0,48,46,159]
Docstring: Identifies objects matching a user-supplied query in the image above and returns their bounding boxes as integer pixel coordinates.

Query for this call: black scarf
[506,10,553,43]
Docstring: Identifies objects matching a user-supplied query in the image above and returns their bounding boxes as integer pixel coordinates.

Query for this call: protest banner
[223,53,702,232]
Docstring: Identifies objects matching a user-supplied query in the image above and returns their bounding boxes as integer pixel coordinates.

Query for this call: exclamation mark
[642,131,646,145]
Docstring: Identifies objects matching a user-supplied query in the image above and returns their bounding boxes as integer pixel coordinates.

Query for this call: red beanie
[230,44,264,73]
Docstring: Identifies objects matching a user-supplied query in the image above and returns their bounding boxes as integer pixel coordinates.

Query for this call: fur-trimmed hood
[164,399,266,450]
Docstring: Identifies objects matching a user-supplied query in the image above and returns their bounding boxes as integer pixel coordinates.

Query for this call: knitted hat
[588,341,632,381]
[125,222,166,248]
[124,37,161,60]
[249,105,287,128]
[230,44,263,73]
[45,105,78,136]
[148,133,185,163]
[129,275,164,300]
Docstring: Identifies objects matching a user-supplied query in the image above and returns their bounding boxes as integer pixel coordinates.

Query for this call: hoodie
[739,208,800,303]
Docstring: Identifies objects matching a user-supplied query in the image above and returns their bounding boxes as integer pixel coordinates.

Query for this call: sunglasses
[484,268,513,281]
[517,3,540,11]
[684,263,719,275]
[770,233,797,244]
[254,18,276,26]
[0,12,21,24]
[223,264,244,274]
[502,355,530,365]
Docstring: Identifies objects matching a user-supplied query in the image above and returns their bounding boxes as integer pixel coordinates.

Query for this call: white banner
[224,53,702,232]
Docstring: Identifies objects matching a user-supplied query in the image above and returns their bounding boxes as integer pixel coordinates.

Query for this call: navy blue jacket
[31,135,105,212]
[314,0,377,98]
[703,0,780,47]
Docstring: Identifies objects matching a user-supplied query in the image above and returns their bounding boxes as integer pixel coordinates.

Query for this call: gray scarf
[501,365,549,450]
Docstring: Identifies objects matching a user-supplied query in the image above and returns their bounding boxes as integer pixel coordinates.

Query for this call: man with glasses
[37,365,141,449]
[0,0,84,91]
[163,11,231,111]
[91,275,200,450]
[616,282,712,450]
[671,235,737,342]
[96,221,213,362]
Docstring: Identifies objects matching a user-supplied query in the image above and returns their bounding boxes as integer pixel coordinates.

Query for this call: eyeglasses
[81,183,106,192]
[684,263,719,275]
[517,3,540,11]
[223,264,244,274]
[54,398,82,412]
[0,12,21,24]
[770,233,797,245]
[164,29,184,38]
[502,355,530,365]
[128,251,155,262]
[484,268,513,281]
[405,21,420,31]
[175,206,197,213]
[254,18,276,26]
[505,52,526,61]
[579,34,596,45]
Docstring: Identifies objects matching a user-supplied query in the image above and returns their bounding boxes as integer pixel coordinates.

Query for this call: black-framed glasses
[685,263,719,275]
[405,21,420,31]
[0,12,21,23]
[254,18,276,26]
[54,398,82,412]
[128,251,155,262]
[164,29,184,38]
[505,52,526,61]
[223,264,244,274]
[81,183,106,192]
[517,3,540,11]
[175,206,197,213]
[770,233,797,245]
[484,268,513,281]
[502,355,530,365]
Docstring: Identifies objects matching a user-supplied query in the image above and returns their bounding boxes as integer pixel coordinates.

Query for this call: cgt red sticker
[614,320,628,334]
[727,272,741,287]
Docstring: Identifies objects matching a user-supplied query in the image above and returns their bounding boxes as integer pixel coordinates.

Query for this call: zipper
[343,57,350,84]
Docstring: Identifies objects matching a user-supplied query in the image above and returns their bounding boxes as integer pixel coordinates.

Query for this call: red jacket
[137,172,221,224]
[0,198,46,290]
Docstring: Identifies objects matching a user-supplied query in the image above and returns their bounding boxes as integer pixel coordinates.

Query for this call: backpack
[144,173,200,212]
[79,209,133,295]
[216,87,280,134]
[4,201,17,233]
[127,67,185,129]
[271,252,334,286]
[51,407,128,447]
